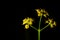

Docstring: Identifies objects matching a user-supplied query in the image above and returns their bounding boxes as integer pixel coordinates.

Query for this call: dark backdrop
[8,0,60,40]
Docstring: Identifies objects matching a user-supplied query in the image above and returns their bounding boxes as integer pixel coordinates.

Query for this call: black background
[8,0,60,40]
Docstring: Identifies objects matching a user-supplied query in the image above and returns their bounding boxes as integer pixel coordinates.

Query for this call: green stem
[39,16,42,28]
[38,16,42,40]
[38,29,40,40]
[30,26,38,31]
[40,24,50,31]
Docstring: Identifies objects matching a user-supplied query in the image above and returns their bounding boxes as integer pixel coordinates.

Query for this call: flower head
[35,9,42,16]
[45,18,56,28]
[35,9,49,17]
[22,17,33,29]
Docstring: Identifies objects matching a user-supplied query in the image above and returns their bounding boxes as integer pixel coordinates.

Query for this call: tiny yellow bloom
[25,24,29,29]
[35,9,49,17]
[23,18,29,25]
[22,17,33,29]
[45,18,52,24]
[43,14,48,17]
[45,18,56,28]
[35,9,42,16]
[50,21,56,28]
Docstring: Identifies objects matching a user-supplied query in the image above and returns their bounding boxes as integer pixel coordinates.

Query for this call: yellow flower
[35,9,49,17]
[45,18,53,24]
[35,9,42,16]
[25,24,29,29]
[22,17,33,29]
[45,18,56,28]
[23,17,29,25]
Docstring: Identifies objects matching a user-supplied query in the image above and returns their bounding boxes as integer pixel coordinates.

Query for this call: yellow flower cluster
[35,9,49,17]
[22,17,33,29]
[45,18,56,28]
[22,8,56,29]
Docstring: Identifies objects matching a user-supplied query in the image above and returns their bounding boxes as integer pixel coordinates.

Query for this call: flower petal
[50,24,54,28]
[53,21,56,26]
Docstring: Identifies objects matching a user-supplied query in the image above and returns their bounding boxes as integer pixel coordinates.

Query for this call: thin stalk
[38,29,40,40]
[39,16,42,28]
[40,24,50,31]
[31,26,38,31]
[38,16,42,40]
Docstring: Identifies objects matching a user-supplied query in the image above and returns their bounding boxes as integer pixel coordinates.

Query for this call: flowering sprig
[22,8,56,40]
